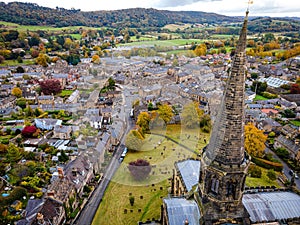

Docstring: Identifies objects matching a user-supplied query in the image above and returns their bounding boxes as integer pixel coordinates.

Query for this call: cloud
[153,0,221,8]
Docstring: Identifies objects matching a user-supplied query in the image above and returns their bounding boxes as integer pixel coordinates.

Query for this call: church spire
[204,10,249,165]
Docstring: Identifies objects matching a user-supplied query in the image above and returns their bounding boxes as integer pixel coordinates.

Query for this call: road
[73,85,136,225]
[265,146,300,189]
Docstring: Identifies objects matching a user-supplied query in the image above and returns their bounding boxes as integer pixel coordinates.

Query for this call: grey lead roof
[242,191,300,223]
[177,160,200,192]
[164,198,201,225]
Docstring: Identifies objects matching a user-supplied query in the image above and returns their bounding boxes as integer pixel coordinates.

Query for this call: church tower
[198,10,251,225]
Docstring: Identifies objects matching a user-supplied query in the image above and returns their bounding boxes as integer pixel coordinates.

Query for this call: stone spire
[204,10,249,165]
[198,11,251,224]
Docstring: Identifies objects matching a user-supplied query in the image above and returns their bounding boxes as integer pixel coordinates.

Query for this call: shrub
[252,157,283,172]
[248,164,262,178]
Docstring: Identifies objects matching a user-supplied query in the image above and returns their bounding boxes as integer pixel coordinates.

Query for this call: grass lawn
[246,167,281,188]
[92,180,169,225]
[290,120,300,127]
[59,90,74,97]
[93,125,210,225]
[254,94,268,101]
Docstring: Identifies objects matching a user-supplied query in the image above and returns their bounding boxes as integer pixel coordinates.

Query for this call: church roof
[164,198,201,225]
[242,191,300,223]
[176,160,200,192]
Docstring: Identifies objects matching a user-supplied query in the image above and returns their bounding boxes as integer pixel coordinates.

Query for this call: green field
[93,125,209,225]
[119,39,203,47]
[0,59,35,66]
[0,21,99,32]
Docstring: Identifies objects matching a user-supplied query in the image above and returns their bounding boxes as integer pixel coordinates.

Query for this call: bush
[261,92,278,99]
[252,157,283,172]
[248,164,262,178]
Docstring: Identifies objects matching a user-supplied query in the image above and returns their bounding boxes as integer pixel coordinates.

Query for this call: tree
[181,102,204,129]
[267,169,276,181]
[7,143,23,163]
[58,150,69,162]
[251,81,267,94]
[137,112,151,134]
[35,53,48,67]
[248,164,262,178]
[125,130,144,151]
[194,43,207,56]
[290,84,300,94]
[39,79,62,95]
[91,54,101,64]
[11,87,22,98]
[200,114,212,133]
[244,123,267,157]
[16,97,27,109]
[108,77,115,90]
[22,126,37,138]
[128,159,151,181]
[157,104,174,124]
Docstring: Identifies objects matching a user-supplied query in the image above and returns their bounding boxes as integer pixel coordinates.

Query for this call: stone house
[37,95,54,106]
[53,125,72,139]
[281,124,299,139]
[274,135,300,161]
[64,155,94,197]
[17,197,65,225]
[175,71,192,83]
[258,118,282,133]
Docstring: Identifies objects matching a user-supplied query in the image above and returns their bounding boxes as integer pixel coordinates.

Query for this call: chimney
[57,167,64,179]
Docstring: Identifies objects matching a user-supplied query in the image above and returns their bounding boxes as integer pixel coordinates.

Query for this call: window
[211,178,219,194]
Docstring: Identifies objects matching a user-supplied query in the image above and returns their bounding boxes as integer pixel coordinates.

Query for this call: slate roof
[176,160,200,192]
[243,191,300,223]
[164,198,201,225]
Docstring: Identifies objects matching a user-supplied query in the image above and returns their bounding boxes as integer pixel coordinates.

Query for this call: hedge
[252,157,283,172]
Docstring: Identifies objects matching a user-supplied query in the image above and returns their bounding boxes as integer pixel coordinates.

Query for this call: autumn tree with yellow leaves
[244,123,267,157]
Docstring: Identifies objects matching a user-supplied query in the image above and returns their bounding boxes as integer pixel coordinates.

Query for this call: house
[0,96,16,109]
[173,160,200,197]
[175,71,192,83]
[17,197,65,225]
[245,90,256,101]
[110,121,124,146]
[260,108,279,118]
[37,95,54,106]
[53,125,72,139]
[66,90,80,104]
[47,169,76,207]
[35,118,62,130]
[258,118,282,133]
[100,107,112,118]
[139,84,162,98]
[274,135,300,161]
[281,124,299,139]
[64,155,94,196]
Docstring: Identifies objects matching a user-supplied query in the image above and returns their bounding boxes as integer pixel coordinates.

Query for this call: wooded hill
[0,2,240,28]
[0,1,299,33]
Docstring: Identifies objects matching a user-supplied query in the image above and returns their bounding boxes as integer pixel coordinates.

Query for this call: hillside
[0,2,240,28]
[248,17,300,33]
[0,2,299,33]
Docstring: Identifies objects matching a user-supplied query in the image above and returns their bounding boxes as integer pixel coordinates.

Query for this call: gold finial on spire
[246,0,253,11]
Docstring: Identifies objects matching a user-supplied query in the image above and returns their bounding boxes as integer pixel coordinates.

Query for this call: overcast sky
[3,0,300,17]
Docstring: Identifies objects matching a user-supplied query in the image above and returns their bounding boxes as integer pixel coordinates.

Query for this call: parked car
[289,170,299,179]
